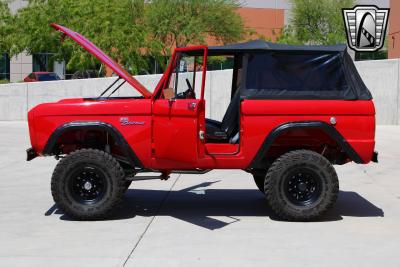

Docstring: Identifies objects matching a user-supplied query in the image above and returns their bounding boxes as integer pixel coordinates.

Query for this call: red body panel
[30,98,154,168]
[29,97,375,170]
[152,99,201,166]
[240,100,375,165]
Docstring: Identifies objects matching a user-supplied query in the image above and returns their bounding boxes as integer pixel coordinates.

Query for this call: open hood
[51,23,152,98]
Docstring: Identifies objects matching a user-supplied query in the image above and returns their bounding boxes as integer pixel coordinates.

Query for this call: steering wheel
[176,78,196,99]
[185,78,193,92]
[184,78,196,99]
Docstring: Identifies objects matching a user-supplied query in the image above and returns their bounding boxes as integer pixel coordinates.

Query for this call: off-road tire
[51,149,126,220]
[265,150,339,221]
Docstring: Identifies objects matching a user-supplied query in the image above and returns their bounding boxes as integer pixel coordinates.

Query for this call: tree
[0,0,12,53]
[278,0,355,45]
[9,0,247,74]
[145,0,245,56]
[10,0,148,73]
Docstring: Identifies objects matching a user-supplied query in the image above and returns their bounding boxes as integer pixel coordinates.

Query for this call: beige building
[8,0,31,82]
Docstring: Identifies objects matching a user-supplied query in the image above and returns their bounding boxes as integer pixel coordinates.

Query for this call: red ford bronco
[26,24,377,221]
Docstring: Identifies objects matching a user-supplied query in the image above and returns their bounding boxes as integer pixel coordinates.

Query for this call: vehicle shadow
[45,181,384,230]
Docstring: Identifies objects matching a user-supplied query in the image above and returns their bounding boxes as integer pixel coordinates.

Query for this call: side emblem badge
[120,117,145,126]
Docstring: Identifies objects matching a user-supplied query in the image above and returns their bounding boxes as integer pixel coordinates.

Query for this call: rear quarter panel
[241,100,375,165]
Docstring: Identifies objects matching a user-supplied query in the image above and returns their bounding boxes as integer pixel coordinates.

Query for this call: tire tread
[265,150,339,221]
[51,149,126,220]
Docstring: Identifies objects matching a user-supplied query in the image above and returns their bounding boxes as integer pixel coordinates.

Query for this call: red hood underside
[50,23,152,98]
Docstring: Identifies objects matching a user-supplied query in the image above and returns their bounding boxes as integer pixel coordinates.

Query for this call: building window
[33,53,54,72]
[0,53,10,80]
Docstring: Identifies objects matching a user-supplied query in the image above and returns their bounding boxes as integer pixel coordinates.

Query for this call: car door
[152,47,207,169]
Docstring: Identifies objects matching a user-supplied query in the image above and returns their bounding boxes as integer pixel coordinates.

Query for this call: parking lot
[0,122,399,267]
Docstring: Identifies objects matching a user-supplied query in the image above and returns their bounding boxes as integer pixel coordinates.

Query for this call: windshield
[163,52,204,99]
[37,73,60,81]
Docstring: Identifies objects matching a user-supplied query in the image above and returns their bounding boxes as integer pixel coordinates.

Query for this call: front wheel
[51,149,126,220]
[265,150,339,221]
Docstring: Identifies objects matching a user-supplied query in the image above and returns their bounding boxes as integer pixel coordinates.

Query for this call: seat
[206,89,241,143]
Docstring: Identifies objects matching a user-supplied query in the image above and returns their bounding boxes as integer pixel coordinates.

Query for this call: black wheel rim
[283,168,322,206]
[68,165,107,204]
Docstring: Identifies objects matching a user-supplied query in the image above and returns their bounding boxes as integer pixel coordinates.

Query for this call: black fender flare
[43,121,143,168]
[248,121,364,169]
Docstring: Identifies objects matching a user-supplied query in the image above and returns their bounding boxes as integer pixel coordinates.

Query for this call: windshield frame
[152,46,208,100]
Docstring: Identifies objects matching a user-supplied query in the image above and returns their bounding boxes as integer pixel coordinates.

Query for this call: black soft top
[184,40,372,100]
[208,39,347,54]
[209,40,371,100]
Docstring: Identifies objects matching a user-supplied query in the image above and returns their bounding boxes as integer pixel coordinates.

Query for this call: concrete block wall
[0,83,27,120]
[21,74,163,111]
[207,69,233,121]
[0,59,400,124]
[355,59,400,125]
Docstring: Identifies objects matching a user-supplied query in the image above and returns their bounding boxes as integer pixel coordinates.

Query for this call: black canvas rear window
[244,52,354,99]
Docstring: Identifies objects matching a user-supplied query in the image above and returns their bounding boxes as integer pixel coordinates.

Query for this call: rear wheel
[51,149,126,220]
[265,150,339,221]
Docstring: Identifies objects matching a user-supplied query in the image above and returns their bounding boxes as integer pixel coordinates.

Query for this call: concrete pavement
[0,122,399,267]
